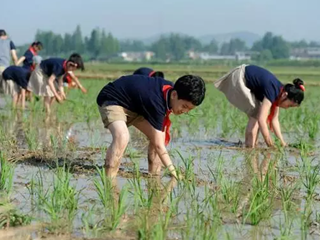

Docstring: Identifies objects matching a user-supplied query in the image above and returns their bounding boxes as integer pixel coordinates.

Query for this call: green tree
[202,39,219,54]
[64,33,73,53]
[220,38,247,55]
[290,40,308,48]
[72,25,85,53]
[120,40,146,52]
[52,34,64,54]
[183,36,202,51]
[169,33,186,60]
[100,30,120,56]
[309,41,320,47]
[87,28,101,58]
[251,32,290,59]
[151,37,168,60]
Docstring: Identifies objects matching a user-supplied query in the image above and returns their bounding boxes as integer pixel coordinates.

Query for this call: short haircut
[173,75,206,106]
[0,29,7,37]
[68,53,85,71]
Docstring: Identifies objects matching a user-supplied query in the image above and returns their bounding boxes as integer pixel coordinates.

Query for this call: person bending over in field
[133,67,165,78]
[16,41,43,71]
[28,53,86,113]
[214,64,305,148]
[2,66,31,109]
[97,74,206,179]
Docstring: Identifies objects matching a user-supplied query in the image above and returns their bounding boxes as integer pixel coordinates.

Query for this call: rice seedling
[0,153,14,195]
[242,170,276,225]
[93,166,128,231]
[33,165,80,232]
[24,128,40,151]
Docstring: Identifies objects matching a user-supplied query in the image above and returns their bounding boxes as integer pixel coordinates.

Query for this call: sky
[1,0,319,45]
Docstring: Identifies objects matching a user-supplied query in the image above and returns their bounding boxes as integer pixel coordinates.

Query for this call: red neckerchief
[162,85,173,146]
[63,60,67,73]
[29,47,37,71]
[267,87,284,131]
[65,73,72,87]
[149,71,155,77]
[29,46,37,56]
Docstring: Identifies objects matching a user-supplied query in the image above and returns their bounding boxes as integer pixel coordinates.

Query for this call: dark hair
[0,29,7,37]
[68,53,84,71]
[31,41,43,49]
[151,71,164,78]
[284,78,304,104]
[173,75,206,106]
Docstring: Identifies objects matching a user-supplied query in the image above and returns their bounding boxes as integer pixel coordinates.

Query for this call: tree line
[17,25,320,61]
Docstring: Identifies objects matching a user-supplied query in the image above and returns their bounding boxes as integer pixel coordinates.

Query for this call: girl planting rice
[215,64,305,148]
[28,53,86,113]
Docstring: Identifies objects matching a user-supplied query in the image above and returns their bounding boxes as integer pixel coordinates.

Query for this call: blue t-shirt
[245,65,283,103]
[97,75,173,130]
[2,66,30,89]
[22,49,34,70]
[9,41,16,50]
[40,58,66,77]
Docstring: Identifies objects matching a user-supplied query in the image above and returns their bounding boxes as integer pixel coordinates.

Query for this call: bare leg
[50,97,55,105]
[245,117,259,148]
[133,120,166,176]
[148,143,163,176]
[44,96,51,114]
[12,94,18,109]
[20,89,26,110]
[105,121,130,178]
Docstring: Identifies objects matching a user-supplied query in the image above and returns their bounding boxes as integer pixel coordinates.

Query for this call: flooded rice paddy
[0,78,319,240]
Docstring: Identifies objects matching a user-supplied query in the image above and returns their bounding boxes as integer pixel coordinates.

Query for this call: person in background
[0,29,18,77]
[28,53,86,113]
[2,56,42,109]
[2,66,31,109]
[133,67,165,78]
[214,64,305,148]
[16,41,43,71]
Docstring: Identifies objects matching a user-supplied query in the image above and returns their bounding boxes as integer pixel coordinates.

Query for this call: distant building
[119,51,155,62]
[187,50,252,61]
[290,48,320,60]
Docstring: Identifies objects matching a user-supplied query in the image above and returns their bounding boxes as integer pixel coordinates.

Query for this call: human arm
[67,71,87,93]
[133,120,178,179]
[10,41,18,65]
[58,76,66,100]
[257,97,273,147]
[48,74,62,102]
[271,107,286,147]
[16,56,26,66]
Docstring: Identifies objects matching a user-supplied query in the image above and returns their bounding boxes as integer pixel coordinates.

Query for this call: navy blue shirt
[2,66,30,89]
[245,65,283,103]
[40,58,66,77]
[22,49,34,70]
[133,67,164,78]
[97,75,173,130]
[10,41,16,50]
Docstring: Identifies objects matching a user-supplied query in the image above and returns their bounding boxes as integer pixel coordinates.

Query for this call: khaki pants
[214,64,261,118]
[2,79,20,96]
[98,104,144,128]
[28,65,58,97]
